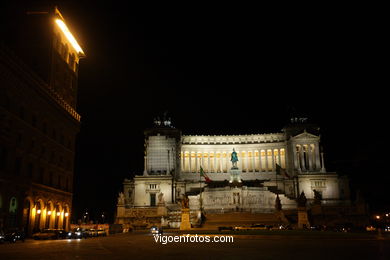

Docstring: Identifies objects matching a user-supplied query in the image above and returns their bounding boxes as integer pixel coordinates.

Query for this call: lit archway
[22,197,33,235]
[45,201,54,229]
[63,204,70,230]
[33,200,43,233]
[54,203,62,229]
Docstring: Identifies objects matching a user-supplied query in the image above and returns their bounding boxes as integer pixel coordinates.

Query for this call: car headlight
[76,232,81,236]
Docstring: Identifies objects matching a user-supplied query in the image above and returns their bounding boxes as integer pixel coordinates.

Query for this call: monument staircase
[267,186,296,200]
[202,212,287,229]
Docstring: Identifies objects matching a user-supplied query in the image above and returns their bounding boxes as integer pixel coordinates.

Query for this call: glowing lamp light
[48,211,52,216]
[55,19,84,55]
[57,212,61,216]
[376,215,380,219]
[37,209,41,214]
[65,212,69,217]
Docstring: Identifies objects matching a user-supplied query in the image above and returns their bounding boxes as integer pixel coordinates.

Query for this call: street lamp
[101,212,106,224]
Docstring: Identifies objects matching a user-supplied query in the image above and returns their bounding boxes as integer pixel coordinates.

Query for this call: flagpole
[275,158,278,194]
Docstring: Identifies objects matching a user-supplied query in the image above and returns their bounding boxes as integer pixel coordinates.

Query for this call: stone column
[315,144,321,170]
[181,152,185,172]
[240,151,243,170]
[259,150,263,172]
[219,153,222,173]
[265,149,269,173]
[296,151,301,172]
[214,152,217,173]
[278,148,281,166]
[308,144,313,171]
[300,146,306,171]
[189,152,192,173]
[321,152,326,173]
[271,149,275,172]
[222,153,225,172]
[241,152,248,172]
[226,152,229,171]
[195,152,203,172]
[195,152,198,173]
[143,155,148,175]
[252,150,256,172]
[208,153,211,173]
[294,146,299,170]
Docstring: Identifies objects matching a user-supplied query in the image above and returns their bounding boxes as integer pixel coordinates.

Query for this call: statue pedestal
[229,168,242,183]
[180,208,191,230]
[297,206,310,229]
[157,203,167,216]
[311,203,322,215]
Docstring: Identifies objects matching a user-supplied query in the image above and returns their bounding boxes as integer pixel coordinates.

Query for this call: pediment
[291,130,319,140]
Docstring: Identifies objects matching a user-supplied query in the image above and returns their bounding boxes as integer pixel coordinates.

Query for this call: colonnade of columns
[180,148,286,173]
[293,144,323,171]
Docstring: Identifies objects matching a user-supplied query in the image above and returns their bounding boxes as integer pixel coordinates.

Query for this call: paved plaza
[1,231,390,260]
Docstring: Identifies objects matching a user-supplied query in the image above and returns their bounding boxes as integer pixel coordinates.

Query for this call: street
[1,231,390,260]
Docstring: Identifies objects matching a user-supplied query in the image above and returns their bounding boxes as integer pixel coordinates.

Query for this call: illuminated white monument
[116,117,352,228]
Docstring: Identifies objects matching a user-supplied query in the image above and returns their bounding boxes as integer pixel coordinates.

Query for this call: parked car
[56,229,68,239]
[67,228,88,239]
[4,230,25,243]
[150,226,163,235]
[0,231,5,244]
[33,229,66,240]
[366,225,376,232]
[97,229,107,237]
[88,229,98,237]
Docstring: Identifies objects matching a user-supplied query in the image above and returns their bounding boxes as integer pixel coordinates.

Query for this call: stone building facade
[0,7,84,235]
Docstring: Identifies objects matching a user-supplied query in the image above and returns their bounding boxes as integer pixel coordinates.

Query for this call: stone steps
[202,212,282,227]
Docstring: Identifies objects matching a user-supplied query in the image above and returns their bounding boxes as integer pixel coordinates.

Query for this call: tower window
[32,115,37,127]
[15,157,22,175]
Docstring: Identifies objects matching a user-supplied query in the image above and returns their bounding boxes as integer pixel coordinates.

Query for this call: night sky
[3,1,387,222]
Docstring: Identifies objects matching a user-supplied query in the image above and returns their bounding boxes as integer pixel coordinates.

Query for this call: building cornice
[182,133,286,145]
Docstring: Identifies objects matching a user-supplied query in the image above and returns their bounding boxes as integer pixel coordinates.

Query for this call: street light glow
[55,19,84,55]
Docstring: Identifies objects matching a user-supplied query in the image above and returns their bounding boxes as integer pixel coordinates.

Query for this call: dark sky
[3,1,387,221]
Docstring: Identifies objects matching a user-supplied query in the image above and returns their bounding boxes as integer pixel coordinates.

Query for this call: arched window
[19,106,25,119]
[8,197,18,228]
[27,162,34,178]
[0,147,8,170]
[14,157,23,175]
[4,95,10,110]
[49,172,53,186]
